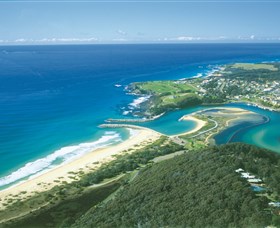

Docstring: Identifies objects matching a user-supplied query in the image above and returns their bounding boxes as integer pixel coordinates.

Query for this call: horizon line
[1,42,280,46]
[1,1,280,2]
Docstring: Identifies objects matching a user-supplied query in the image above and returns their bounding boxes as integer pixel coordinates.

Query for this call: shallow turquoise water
[137,107,205,135]
[137,103,280,154]
[226,103,280,154]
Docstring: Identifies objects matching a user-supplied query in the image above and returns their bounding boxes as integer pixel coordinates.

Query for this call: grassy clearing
[231,63,278,71]
[134,81,197,95]
[161,93,199,105]
[130,81,202,116]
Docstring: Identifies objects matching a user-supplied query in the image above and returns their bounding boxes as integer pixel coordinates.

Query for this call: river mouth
[214,116,269,145]
[128,102,280,154]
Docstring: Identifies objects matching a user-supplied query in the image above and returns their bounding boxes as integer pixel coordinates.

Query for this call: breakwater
[99,124,145,130]
[106,118,150,123]
[105,113,165,123]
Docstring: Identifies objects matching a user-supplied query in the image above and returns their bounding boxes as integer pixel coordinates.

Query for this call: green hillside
[128,80,202,116]
[72,143,280,228]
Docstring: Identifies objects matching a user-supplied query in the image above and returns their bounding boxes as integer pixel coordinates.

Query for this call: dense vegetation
[73,143,280,228]
[78,136,184,186]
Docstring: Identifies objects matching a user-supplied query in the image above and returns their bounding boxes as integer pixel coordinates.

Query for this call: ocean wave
[129,96,151,108]
[0,133,122,188]
[122,110,132,115]
[192,73,203,78]
[104,131,118,135]
[127,128,140,138]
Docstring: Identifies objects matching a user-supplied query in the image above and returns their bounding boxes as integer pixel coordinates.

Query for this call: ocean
[1,43,280,189]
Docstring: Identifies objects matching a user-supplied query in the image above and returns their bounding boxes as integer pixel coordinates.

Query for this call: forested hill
[73,143,280,228]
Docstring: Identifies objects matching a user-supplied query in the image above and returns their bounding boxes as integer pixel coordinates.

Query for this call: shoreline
[0,127,161,210]
[176,115,207,136]
[200,107,270,144]
[243,101,279,112]
[0,115,209,210]
[0,101,278,211]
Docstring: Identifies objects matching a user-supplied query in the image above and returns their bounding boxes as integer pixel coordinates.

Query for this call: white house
[241,172,255,179]
[235,168,244,173]
[248,178,262,183]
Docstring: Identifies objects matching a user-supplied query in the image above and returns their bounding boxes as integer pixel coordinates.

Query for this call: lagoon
[134,103,280,154]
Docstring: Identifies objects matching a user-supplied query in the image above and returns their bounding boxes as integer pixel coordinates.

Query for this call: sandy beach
[213,107,253,115]
[0,127,161,210]
[210,107,257,126]
[198,107,253,115]
[177,115,207,136]
[195,107,255,126]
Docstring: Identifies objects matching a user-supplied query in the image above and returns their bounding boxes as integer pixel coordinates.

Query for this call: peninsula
[126,62,280,118]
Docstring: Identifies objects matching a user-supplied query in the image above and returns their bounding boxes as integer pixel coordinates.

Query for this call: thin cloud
[162,36,228,42]
[238,35,256,40]
[15,38,29,42]
[219,36,227,40]
[2,35,280,45]
[6,37,99,44]
[37,37,98,42]
[112,38,128,42]
[116,30,127,36]
[176,36,201,41]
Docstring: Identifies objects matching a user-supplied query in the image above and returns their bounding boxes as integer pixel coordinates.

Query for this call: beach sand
[213,107,256,126]
[201,107,252,115]
[202,107,260,142]
[0,127,161,210]
[200,107,255,126]
[177,115,207,136]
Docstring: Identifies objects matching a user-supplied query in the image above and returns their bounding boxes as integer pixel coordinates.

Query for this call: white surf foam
[129,95,150,108]
[122,110,131,115]
[192,73,203,78]
[127,128,140,138]
[0,133,122,188]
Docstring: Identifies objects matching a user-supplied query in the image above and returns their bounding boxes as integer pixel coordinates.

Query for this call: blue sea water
[1,43,280,189]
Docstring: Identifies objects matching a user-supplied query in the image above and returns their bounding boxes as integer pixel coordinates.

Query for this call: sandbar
[177,115,207,136]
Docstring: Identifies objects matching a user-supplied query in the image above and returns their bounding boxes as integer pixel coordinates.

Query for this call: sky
[0,0,280,44]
